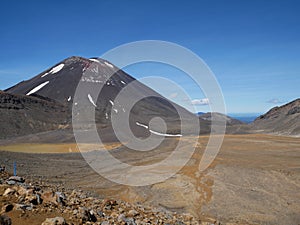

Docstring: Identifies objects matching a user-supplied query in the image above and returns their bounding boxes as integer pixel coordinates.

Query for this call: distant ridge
[198,112,244,126]
[251,98,300,136]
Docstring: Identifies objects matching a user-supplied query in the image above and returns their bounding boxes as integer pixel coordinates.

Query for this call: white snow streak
[67,96,72,102]
[113,108,118,113]
[89,58,99,63]
[88,94,97,107]
[104,61,114,68]
[41,64,64,77]
[135,121,182,137]
[149,129,182,137]
[109,100,114,106]
[121,80,126,85]
[26,81,49,95]
[136,122,149,129]
[105,113,109,119]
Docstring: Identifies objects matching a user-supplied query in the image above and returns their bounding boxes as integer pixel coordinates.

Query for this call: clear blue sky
[0,0,299,113]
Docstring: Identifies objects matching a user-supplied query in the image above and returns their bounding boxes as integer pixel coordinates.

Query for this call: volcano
[2,56,208,142]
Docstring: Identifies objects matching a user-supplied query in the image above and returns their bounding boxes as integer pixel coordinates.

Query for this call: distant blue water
[231,116,257,123]
[196,112,261,124]
[228,113,261,124]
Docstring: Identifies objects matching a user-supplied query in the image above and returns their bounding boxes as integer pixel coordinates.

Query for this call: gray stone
[5,180,15,185]
[0,215,11,225]
[8,176,25,183]
[78,207,97,223]
[15,203,33,211]
[97,210,105,217]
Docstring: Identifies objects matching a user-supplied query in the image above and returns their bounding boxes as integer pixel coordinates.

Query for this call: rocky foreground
[0,172,220,225]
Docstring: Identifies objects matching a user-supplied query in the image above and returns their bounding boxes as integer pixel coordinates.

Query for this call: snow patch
[41,64,64,77]
[42,72,49,77]
[136,122,149,129]
[67,96,72,102]
[135,121,182,137]
[104,61,114,68]
[149,129,182,137]
[109,100,114,106]
[26,81,49,95]
[88,94,97,107]
[121,80,126,85]
[113,109,118,113]
[89,58,99,63]
[105,112,109,119]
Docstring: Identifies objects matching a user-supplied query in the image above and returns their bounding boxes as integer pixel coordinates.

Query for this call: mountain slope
[0,91,69,139]
[3,56,207,141]
[251,99,300,136]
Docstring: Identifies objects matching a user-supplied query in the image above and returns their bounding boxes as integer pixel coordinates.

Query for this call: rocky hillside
[0,91,69,139]
[0,171,219,225]
[251,98,300,136]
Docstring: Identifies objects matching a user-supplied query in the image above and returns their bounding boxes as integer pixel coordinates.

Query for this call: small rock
[118,214,136,224]
[41,217,66,225]
[8,176,25,183]
[89,210,97,222]
[16,186,27,196]
[3,188,15,197]
[110,211,118,218]
[78,207,97,223]
[128,209,139,217]
[36,194,42,204]
[72,209,78,215]
[1,204,13,213]
[0,214,11,225]
[97,210,105,217]
[5,181,15,185]
[55,192,66,205]
[0,165,6,172]
[41,191,58,205]
[14,203,33,211]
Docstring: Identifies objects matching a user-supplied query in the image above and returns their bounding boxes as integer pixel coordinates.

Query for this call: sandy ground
[0,142,122,153]
[0,134,300,224]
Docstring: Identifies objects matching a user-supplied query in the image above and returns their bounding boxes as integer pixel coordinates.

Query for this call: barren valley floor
[0,134,300,224]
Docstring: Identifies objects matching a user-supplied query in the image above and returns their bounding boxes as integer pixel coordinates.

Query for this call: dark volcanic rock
[0,91,69,139]
[0,215,11,225]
